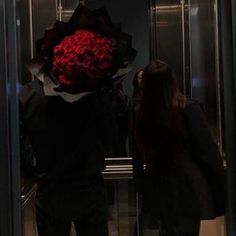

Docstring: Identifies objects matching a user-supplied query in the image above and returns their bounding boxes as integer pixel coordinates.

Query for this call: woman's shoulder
[185,99,205,114]
[183,99,208,129]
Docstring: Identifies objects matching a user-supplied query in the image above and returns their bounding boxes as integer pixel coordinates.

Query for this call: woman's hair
[135,60,187,161]
[141,60,185,110]
[132,70,143,93]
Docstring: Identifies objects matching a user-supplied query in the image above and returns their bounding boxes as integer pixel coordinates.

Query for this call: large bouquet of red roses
[53,30,113,92]
[28,4,137,94]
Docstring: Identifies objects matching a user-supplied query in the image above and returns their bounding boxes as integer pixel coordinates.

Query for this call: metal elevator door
[149,0,223,150]
[1,0,235,235]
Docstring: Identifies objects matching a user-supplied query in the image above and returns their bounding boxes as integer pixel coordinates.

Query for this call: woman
[132,60,225,235]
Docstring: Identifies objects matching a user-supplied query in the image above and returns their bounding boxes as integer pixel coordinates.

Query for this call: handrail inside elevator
[21,157,135,207]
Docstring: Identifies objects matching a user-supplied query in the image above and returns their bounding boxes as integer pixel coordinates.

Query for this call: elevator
[0,0,235,236]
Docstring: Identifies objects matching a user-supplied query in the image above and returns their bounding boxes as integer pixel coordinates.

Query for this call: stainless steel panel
[60,0,80,11]
[32,0,57,41]
[219,1,236,235]
[181,0,187,94]
[149,0,186,92]
[150,0,224,142]
[19,0,33,84]
[0,2,12,235]
[0,0,21,235]
[21,183,37,236]
[58,0,83,21]
[150,0,223,144]
[189,0,222,144]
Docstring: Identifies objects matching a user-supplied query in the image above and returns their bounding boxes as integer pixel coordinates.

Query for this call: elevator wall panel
[149,0,185,93]
[189,0,222,144]
[150,0,222,145]
[0,0,21,234]
[32,0,57,41]
[60,0,79,11]
[19,0,32,84]
[18,0,57,84]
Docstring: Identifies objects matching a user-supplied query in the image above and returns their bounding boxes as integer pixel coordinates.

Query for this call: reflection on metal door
[188,0,222,149]
[0,0,21,235]
[149,0,223,149]
[149,0,188,94]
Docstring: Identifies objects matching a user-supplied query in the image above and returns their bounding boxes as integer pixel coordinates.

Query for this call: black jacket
[132,100,225,220]
[20,80,115,183]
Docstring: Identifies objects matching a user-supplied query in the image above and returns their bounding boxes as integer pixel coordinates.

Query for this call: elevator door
[149,0,188,94]
[150,0,223,149]
[2,0,235,235]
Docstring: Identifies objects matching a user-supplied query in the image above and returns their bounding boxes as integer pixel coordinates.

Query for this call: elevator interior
[0,0,234,235]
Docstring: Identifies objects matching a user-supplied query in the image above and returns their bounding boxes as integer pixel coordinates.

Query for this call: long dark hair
[132,70,143,95]
[135,60,187,161]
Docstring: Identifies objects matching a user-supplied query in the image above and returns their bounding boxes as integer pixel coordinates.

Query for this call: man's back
[20,79,110,182]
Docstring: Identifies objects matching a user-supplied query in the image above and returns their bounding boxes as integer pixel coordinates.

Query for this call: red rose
[52,30,113,92]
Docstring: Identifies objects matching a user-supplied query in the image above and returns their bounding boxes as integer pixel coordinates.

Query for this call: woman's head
[135,60,187,156]
[142,60,179,109]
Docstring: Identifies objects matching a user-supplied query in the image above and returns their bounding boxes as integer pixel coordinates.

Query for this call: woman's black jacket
[132,100,226,220]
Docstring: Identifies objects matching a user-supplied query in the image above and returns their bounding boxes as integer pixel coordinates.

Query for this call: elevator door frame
[0,0,21,236]
[219,0,236,235]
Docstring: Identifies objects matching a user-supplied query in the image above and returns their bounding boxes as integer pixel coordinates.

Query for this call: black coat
[20,80,115,183]
[132,100,225,220]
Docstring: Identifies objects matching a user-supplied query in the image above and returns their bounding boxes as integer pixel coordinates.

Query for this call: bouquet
[28,4,137,98]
